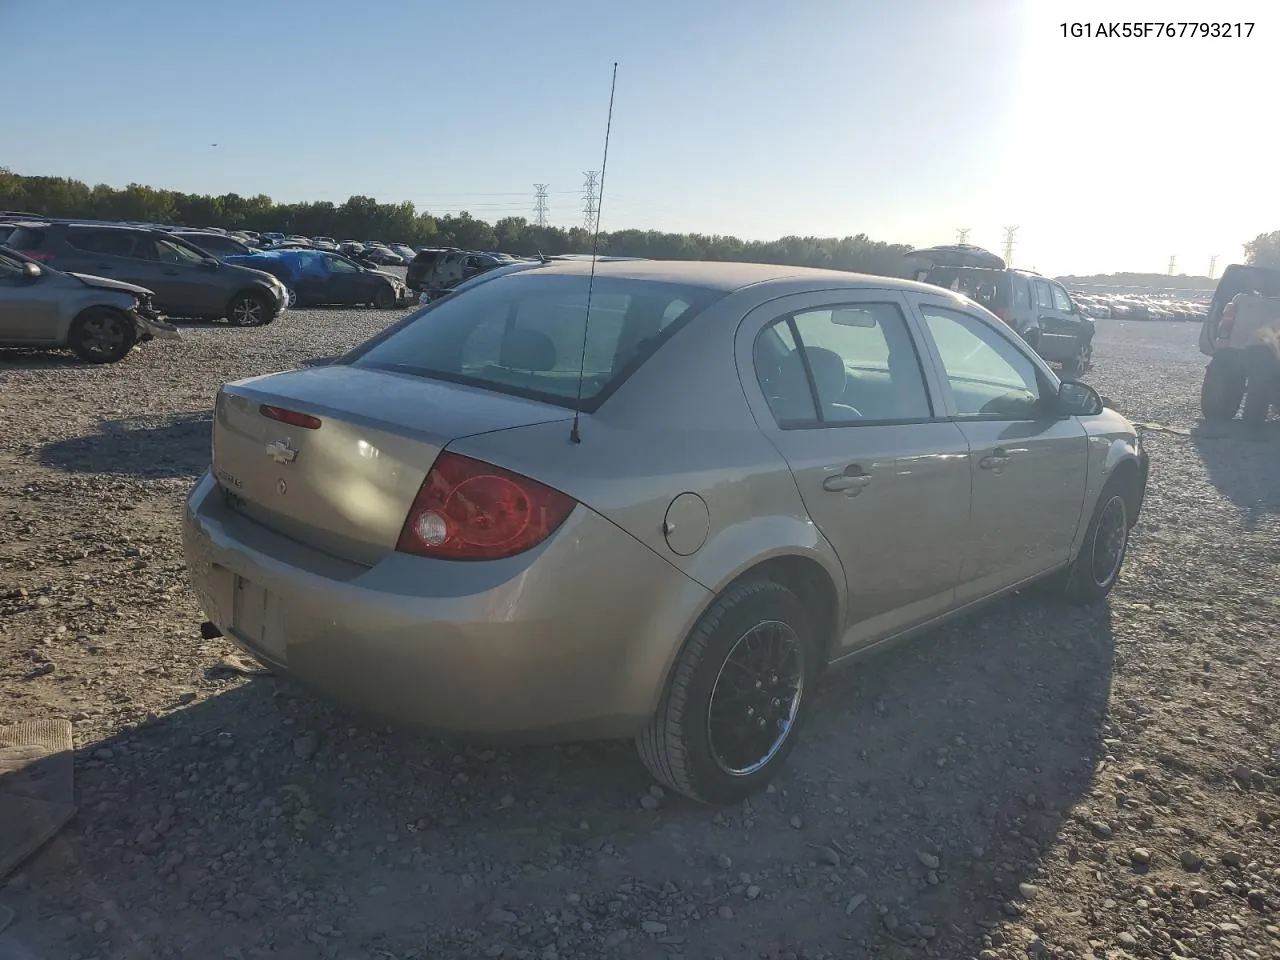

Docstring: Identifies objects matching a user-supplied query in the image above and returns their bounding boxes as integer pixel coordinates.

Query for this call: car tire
[1062,477,1130,605]
[1200,356,1245,422]
[1060,339,1092,378]
[636,579,820,805]
[227,290,272,327]
[373,284,398,310]
[67,308,136,364]
[285,287,298,309]
[1241,348,1275,426]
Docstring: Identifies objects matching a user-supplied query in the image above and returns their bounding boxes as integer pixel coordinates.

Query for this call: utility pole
[533,183,549,229]
[582,171,600,232]
[1001,226,1019,267]
[1208,254,1218,280]
[1167,255,1177,276]
[956,228,971,244]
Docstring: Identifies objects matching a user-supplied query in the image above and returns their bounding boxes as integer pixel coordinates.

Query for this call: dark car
[5,221,288,325]
[171,230,256,260]
[405,248,505,296]
[225,249,405,309]
[904,245,1094,376]
[359,246,405,266]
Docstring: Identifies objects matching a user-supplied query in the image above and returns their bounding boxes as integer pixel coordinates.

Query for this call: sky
[4,0,1276,276]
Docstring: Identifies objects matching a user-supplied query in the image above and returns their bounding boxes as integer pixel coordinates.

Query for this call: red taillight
[259,404,322,429]
[396,452,576,561]
[1218,301,1237,340]
[24,251,52,262]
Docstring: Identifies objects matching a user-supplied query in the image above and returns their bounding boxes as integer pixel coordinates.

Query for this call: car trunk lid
[212,365,573,565]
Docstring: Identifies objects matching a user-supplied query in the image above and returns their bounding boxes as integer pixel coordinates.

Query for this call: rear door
[62,229,164,291]
[740,290,972,652]
[909,296,1088,599]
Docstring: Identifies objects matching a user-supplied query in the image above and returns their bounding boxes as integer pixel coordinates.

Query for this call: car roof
[507,258,958,296]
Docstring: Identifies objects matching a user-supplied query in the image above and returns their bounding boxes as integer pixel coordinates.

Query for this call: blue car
[224,249,405,309]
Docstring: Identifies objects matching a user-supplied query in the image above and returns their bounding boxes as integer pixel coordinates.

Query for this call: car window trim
[906,295,1062,423]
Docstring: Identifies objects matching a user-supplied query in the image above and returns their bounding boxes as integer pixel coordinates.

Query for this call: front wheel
[68,308,136,363]
[373,284,398,310]
[636,579,819,804]
[1062,479,1130,604]
[227,291,271,327]
[285,287,298,309]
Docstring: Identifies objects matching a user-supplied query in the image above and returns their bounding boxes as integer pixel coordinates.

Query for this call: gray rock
[1089,820,1113,839]
[1130,847,1152,866]
[1221,850,1245,867]
[845,894,866,915]
[489,908,518,924]
[641,920,667,935]
[916,851,940,870]
[1018,883,1041,901]
[745,885,761,900]
[1181,851,1204,871]
[292,734,318,761]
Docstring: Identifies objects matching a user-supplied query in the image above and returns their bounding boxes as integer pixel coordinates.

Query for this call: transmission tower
[1208,254,1218,280]
[1167,255,1177,276]
[582,171,600,232]
[533,183,550,229]
[956,228,971,244]
[1001,226,1019,267]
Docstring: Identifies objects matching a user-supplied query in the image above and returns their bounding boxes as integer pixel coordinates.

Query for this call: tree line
[0,169,914,276]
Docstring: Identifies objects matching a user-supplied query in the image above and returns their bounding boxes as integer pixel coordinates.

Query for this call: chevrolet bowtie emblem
[266,439,298,464]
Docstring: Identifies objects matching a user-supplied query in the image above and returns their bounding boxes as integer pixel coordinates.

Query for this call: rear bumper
[183,471,709,740]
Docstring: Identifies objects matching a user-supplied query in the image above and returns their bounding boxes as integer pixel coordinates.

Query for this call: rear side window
[1012,276,1032,311]
[755,303,933,425]
[350,274,721,409]
[3,226,46,251]
[66,230,142,258]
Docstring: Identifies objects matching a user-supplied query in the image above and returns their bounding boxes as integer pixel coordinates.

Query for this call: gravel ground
[1,311,1279,960]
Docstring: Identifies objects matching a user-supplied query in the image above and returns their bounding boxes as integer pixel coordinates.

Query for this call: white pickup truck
[1200,264,1280,424]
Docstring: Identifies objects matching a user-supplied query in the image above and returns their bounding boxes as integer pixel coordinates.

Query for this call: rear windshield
[350,273,723,410]
[3,226,46,251]
[924,267,1010,311]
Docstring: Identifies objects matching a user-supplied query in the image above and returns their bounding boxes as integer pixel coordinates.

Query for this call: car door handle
[163,268,179,276]
[822,470,872,494]
[93,262,112,270]
[979,448,1011,470]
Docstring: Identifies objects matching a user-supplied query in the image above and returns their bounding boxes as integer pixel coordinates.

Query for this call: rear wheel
[1242,348,1275,426]
[227,290,271,326]
[68,308,135,363]
[285,287,298,309]
[1201,355,1245,422]
[373,284,398,310]
[636,579,819,804]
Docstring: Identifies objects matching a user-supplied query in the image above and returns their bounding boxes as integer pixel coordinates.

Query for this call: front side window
[326,255,359,274]
[154,238,207,265]
[1051,283,1073,312]
[753,302,932,426]
[919,305,1042,419]
[351,274,721,409]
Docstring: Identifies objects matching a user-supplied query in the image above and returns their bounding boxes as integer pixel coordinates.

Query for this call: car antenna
[569,61,618,445]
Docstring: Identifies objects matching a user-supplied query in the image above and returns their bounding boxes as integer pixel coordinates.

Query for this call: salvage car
[1199,263,1280,423]
[4,221,288,325]
[172,230,256,261]
[224,248,405,309]
[0,246,179,362]
[184,260,1148,804]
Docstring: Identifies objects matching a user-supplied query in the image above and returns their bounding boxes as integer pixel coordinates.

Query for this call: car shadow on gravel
[1190,419,1280,528]
[3,591,1116,959]
[38,412,212,479]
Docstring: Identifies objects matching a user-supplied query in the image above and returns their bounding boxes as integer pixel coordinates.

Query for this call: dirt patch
[0,314,1278,959]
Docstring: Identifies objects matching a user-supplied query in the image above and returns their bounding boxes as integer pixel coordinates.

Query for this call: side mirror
[21,261,43,282]
[200,258,219,270]
[1058,380,1104,417]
